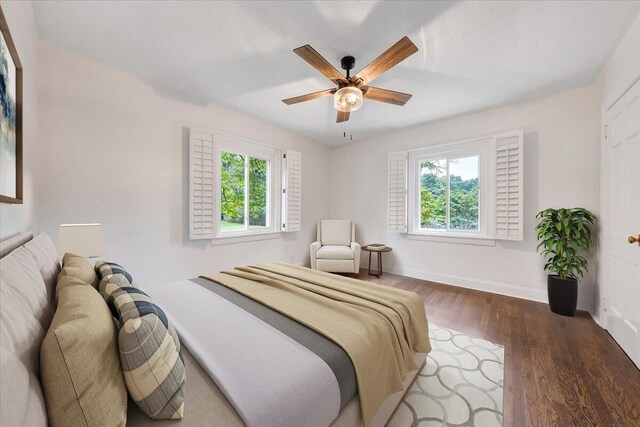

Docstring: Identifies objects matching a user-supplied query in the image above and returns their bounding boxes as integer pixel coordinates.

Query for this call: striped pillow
[95,260,134,288]
[100,279,186,419]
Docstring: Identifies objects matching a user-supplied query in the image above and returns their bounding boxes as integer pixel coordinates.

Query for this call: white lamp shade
[58,224,105,259]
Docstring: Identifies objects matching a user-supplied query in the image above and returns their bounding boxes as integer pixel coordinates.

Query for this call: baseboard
[384,265,549,304]
[590,310,604,328]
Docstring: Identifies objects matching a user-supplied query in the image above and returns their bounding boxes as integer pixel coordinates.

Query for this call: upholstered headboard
[0,231,34,258]
[0,231,60,427]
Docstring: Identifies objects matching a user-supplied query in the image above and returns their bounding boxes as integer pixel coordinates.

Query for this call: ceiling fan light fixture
[334,86,363,112]
[284,37,418,123]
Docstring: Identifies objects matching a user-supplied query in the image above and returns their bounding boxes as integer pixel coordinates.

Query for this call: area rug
[389,324,504,427]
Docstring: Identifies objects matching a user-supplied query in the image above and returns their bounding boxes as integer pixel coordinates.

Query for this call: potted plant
[535,208,596,316]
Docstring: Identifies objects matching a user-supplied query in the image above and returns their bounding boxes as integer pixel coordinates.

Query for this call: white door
[605,77,640,368]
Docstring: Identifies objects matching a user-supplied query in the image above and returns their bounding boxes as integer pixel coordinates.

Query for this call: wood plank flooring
[355,270,640,427]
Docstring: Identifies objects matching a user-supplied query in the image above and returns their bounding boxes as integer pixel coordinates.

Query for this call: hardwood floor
[355,270,640,427]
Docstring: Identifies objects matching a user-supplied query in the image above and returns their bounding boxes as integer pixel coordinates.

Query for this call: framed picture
[0,6,22,204]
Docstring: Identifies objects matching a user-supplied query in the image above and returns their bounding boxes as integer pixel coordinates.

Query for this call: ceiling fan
[282,36,418,123]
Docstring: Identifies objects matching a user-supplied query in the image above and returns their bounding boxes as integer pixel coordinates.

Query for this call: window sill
[406,233,496,246]
[209,231,281,246]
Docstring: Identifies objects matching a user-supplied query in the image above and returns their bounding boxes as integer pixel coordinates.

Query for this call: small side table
[361,246,392,278]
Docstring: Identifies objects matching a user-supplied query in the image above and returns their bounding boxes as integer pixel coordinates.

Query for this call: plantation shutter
[282,150,302,232]
[189,127,216,239]
[494,130,523,241]
[388,151,408,232]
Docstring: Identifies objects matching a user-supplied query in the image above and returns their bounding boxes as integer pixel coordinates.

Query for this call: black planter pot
[547,275,578,316]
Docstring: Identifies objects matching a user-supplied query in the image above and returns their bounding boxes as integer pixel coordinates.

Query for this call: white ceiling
[33,1,640,146]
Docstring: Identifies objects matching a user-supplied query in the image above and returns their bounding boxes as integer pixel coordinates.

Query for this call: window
[410,141,490,239]
[419,156,479,232]
[419,159,447,230]
[189,127,301,242]
[219,152,270,232]
[214,134,281,238]
[396,130,523,242]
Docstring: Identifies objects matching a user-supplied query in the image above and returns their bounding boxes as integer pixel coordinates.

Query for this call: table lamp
[58,223,105,260]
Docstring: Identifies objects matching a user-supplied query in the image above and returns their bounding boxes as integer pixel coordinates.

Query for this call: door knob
[629,235,640,244]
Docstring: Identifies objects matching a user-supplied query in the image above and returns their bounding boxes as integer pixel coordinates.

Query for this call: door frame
[598,67,640,328]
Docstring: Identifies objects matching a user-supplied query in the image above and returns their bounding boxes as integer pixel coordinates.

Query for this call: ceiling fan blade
[294,45,348,85]
[336,111,350,123]
[282,89,336,105]
[353,36,418,85]
[363,86,413,106]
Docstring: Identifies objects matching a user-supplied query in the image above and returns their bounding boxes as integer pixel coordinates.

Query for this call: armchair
[310,220,361,274]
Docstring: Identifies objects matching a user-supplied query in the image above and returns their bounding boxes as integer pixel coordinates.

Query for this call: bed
[0,232,430,427]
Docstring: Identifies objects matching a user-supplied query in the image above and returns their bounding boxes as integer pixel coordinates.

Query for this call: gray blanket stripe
[190,277,357,408]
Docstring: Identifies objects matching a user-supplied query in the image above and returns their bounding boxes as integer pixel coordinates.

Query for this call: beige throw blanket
[202,262,430,426]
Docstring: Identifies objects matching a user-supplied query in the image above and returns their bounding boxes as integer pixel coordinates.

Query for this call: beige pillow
[40,276,127,427]
[60,253,99,288]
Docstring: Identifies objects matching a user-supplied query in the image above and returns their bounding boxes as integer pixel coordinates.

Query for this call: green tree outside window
[420,157,479,231]
[220,152,268,231]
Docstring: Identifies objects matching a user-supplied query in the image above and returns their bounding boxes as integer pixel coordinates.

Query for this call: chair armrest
[351,242,361,273]
[310,241,322,269]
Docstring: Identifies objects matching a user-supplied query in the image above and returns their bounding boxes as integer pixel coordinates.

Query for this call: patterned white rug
[389,324,504,427]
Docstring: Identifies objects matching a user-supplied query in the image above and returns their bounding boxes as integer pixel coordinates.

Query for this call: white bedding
[144,279,342,427]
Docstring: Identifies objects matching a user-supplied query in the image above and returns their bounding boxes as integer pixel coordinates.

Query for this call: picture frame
[0,5,23,204]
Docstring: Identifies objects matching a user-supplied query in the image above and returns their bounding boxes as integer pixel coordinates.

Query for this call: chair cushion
[40,275,128,427]
[24,232,60,303]
[320,220,352,246]
[316,259,358,273]
[316,245,355,260]
[60,253,99,288]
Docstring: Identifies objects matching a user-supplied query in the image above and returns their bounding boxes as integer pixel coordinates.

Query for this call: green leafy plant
[535,208,596,280]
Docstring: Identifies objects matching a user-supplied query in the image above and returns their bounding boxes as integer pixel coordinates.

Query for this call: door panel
[605,78,640,368]
[610,135,625,258]
[626,92,640,336]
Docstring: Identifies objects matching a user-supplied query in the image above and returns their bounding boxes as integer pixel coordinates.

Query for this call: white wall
[37,42,331,286]
[329,86,601,310]
[0,1,39,239]
[33,11,639,314]
[592,13,640,323]
[597,13,640,107]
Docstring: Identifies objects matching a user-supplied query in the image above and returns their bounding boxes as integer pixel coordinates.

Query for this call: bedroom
[0,1,639,426]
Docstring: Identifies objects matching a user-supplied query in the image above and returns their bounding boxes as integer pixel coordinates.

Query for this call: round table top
[361,245,392,253]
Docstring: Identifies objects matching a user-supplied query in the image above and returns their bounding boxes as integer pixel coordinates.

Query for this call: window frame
[407,137,495,240]
[213,133,282,240]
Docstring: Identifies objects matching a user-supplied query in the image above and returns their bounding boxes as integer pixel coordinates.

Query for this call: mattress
[127,343,426,427]
[191,276,357,410]
[129,277,427,427]
[126,344,366,427]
